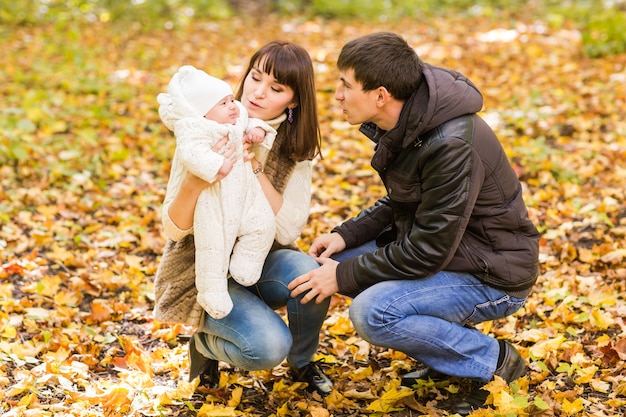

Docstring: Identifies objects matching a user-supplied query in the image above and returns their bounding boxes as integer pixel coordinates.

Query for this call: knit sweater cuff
[162,210,193,242]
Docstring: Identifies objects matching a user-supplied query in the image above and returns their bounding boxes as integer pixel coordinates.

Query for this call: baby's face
[204,95,239,124]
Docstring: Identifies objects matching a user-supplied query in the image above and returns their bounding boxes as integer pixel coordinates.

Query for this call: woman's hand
[212,135,238,180]
[217,158,235,179]
[243,142,256,163]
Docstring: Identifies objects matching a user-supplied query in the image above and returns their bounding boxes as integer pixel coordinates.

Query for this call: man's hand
[289,233,346,304]
[288,257,339,304]
[307,233,347,258]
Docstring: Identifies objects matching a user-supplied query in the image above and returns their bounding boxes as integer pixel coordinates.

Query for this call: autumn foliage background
[1,2,626,416]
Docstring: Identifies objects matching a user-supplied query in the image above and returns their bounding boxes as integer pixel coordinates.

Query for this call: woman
[153,41,332,396]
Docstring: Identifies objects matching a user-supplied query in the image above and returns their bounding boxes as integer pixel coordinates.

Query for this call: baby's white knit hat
[178,65,233,117]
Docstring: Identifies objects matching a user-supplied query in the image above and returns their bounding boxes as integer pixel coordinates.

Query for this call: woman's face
[240,57,296,121]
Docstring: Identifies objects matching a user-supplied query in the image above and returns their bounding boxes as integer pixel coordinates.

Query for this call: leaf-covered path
[1,13,625,417]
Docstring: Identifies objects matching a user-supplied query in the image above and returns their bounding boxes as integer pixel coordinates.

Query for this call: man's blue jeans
[335,241,526,382]
[193,249,329,371]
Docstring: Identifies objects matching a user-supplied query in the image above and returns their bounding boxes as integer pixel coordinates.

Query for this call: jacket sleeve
[336,137,484,295]
[332,197,393,248]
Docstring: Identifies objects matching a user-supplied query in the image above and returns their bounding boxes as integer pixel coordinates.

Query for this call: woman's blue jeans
[335,241,526,382]
[192,249,329,371]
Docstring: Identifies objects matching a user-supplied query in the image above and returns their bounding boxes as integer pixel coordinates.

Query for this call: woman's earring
[288,107,294,123]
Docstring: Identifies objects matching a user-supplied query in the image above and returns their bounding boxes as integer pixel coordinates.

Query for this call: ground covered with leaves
[1,11,626,417]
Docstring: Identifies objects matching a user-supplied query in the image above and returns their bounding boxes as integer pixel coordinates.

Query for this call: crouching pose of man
[289,32,540,415]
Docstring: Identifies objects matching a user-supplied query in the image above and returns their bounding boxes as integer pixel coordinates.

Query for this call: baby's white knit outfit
[157,66,276,319]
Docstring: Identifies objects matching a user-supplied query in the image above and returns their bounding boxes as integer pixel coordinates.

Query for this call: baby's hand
[244,127,266,144]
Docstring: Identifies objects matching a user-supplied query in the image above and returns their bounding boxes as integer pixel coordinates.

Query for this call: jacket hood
[368,63,483,172]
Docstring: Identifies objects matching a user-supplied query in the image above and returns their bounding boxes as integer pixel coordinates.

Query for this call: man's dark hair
[337,32,424,101]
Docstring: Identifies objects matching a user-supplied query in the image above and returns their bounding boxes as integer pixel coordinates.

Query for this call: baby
[157,65,276,319]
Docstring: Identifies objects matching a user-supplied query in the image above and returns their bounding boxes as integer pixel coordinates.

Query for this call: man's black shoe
[448,341,527,415]
[401,367,449,386]
[291,361,333,396]
[493,341,527,382]
[189,336,219,389]
[447,381,489,416]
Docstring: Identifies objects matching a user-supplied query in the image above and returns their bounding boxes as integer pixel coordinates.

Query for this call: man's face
[334,68,379,126]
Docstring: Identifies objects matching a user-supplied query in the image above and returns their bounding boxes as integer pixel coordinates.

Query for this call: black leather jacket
[334,64,540,297]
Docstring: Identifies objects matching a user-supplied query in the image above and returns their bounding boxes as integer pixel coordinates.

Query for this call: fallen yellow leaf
[561,397,585,415]
[573,365,597,384]
[365,386,414,412]
[227,385,243,408]
[310,405,331,417]
[529,335,566,359]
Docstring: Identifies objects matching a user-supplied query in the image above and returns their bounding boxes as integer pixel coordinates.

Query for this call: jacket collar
[366,63,484,172]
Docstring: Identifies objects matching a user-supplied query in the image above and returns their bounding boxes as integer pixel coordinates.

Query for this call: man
[289,32,539,414]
